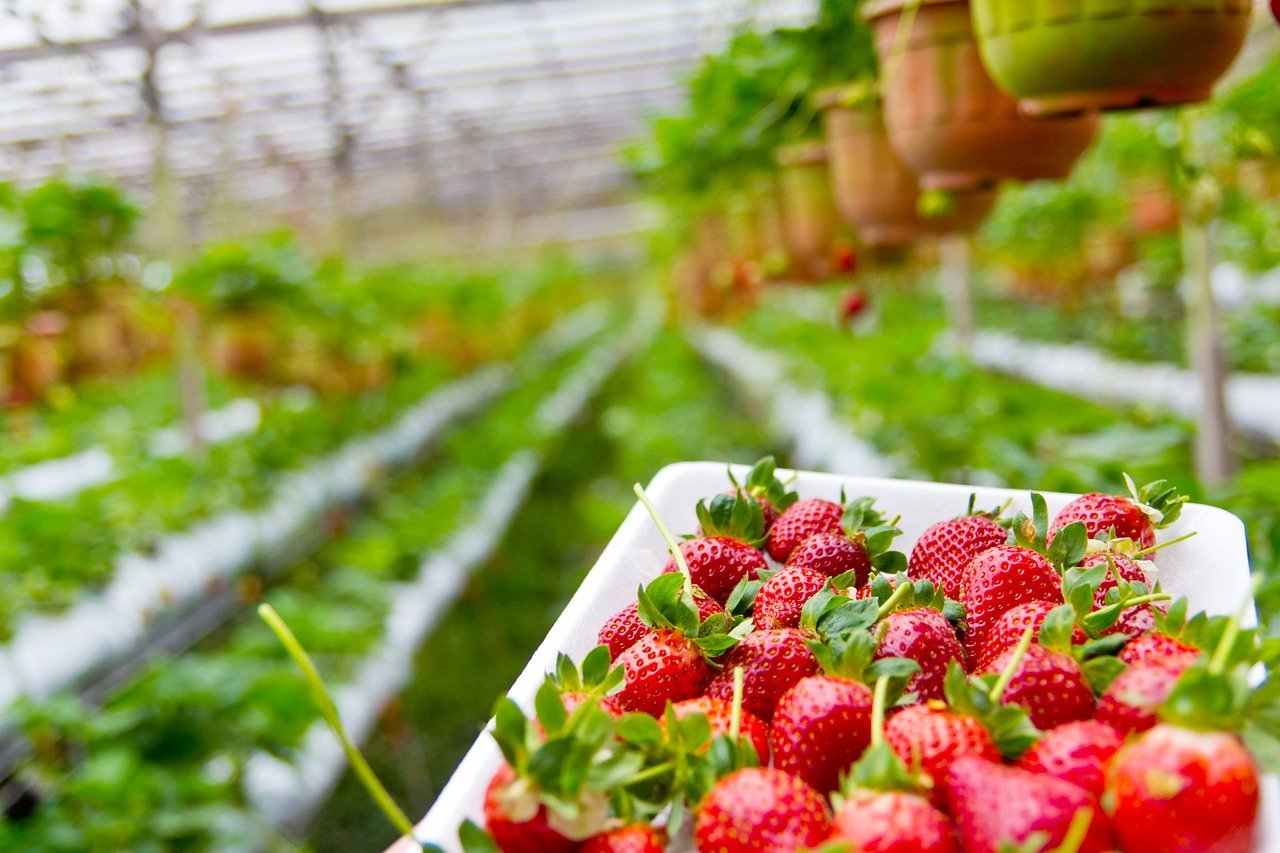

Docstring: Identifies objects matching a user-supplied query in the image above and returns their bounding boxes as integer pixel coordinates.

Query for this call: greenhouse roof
[0,0,814,244]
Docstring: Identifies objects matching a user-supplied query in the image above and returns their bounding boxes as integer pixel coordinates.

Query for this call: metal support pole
[939,234,974,354]
[1179,108,1234,488]
[1182,217,1234,486]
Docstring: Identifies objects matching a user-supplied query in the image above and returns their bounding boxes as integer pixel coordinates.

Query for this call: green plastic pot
[970,0,1252,117]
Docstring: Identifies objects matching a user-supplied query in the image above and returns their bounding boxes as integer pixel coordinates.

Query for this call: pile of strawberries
[459,459,1278,853]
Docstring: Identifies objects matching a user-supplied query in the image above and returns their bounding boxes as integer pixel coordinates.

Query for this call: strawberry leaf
[740,456,798,511]
[459,820,501,852]
[1133,477,1189,529]
[492,697,530,769]
[535,680,568,735]
[1037,604,1077,653]
[1081,656,1127,694]
[696,493,765,545]
[844,741,922,796]
[1046,521,1088,571]
[724,576,762,619]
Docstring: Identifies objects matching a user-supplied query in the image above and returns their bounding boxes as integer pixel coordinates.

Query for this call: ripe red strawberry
[975,600,1087,672]
[884,703,999,802]
[875,607,963,702]
[581,823,666,853]
[961,545,1062,661]
[753,565,832,630]
[1016,720,1122,798]
[770,674,874,794]
[1095,658,1189,735]
[1049,477,1186,554]
[786,531,872,584]
[694,767,831,852]
[614,629,710,716]
[671,696,771,764]
[979,642,1094,731]
[1077,550,1166,638]
[1272,0,1280,26]
[663,537,766,603]
[909,513,1008,599]
[830,789,957,853]
[597,593,725,660]
[1107,725,1260,853]
[1118,632,1199,668]
[705,628,819,721]
[767,498,844,562]
[944,757,1115,852]
[483,763,579,853]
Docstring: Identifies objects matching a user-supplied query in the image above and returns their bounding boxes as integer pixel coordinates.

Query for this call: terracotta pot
[970,0,1251,117]
[67,309,131,378]
[206,313,275,380]
[1084,225,1135,280]
[776,142,840,279]
[1236,158,1280,203]
[752,178,792,278]
[865,0,1098,191]
[13,312,67,399]
[1128,180,1180,235]
[816,92,995,245]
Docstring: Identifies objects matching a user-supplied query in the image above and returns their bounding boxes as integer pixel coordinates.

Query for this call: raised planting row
[716,288,1280,629]
[0,304,651,851]
[0,295,614,716]
[309,328,790,852]
[437,461,1279,852]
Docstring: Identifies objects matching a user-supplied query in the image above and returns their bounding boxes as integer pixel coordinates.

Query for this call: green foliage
[20,178,139,288]
[175,231,319,315]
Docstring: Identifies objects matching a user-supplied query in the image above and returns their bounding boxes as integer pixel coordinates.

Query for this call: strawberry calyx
[945,632,1041,759]
[695,491,767,547]
[1013,493,1088,573]
[635,573,748,658]
[1123,473,1188,530]
[835,675,931,802]
[730,455,799,514]
[962,492,1015,529]
[863,572,966,631]
[840,496,908,573]
[487,668,636,842]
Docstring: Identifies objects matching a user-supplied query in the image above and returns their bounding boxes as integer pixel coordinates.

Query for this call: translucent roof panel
[0,0,816,247]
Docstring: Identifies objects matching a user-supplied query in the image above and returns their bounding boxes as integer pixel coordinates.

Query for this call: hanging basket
[816,90,994,246]
[865,0,1098,191]
[969,0,1252,117]
[752,176,792,279]
[775,142,840,279]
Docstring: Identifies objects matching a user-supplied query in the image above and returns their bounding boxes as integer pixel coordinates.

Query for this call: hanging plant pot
[1084,225,1136,280]
[752,177,792,279]
[1128,179,1181,235]
[816,90,994,246]
[776,142,840,279]
[969,0,1252,117]
[865,0,1098,191]
[206,313,275,380]
[1236,157,1280,203]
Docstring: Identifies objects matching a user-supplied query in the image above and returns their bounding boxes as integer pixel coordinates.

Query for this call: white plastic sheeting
[243,306,658,832]
[690,327,896,478]
[0,366,509,712]
[971,332,1280,444]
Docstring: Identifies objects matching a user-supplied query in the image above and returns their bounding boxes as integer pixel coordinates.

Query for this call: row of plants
[310,327,788,851]
[0,175,599,410]
[0,257,599,640]
[635,1,1269,320]
[0,308,628,851]
[728,287,1280,631]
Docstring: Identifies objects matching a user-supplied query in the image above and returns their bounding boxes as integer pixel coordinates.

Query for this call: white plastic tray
[408,462,1278,852]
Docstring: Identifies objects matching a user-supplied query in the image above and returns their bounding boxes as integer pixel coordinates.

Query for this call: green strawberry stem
[1134,530,1198,557]
[875,581,913,620]
[1090,592,1172,621]
[1207,603,1248,677]
[871,675,889,748]
[730,666,745,742]
[633,483,694,600]
[1052,807,1095,853]
[989,627,1035,704]
[259,604,416,838]
[623,761,677,787]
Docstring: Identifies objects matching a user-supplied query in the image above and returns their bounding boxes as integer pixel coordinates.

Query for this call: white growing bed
[409,462,1278,853]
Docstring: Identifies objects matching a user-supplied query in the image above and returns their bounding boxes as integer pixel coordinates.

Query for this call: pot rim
[863,0,964,23]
